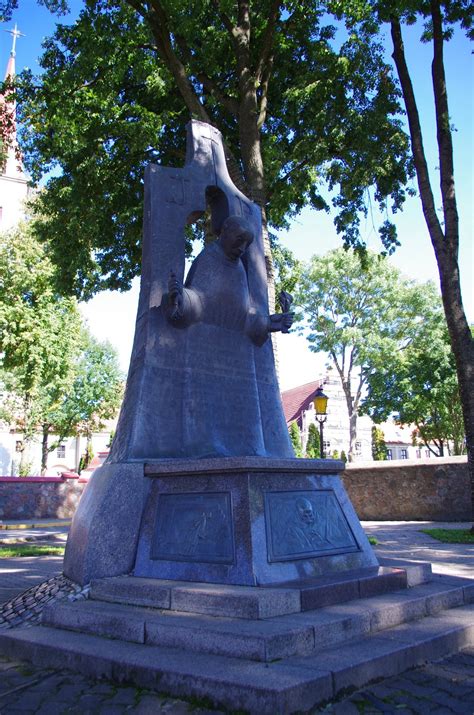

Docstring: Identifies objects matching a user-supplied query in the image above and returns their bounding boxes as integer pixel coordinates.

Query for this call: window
[386,449,393,460]
[355,441,362,454]
[416,449,421,459]
[15,440,23,453]
[425,450,431,458]
[400,449,408,459]
[323,440,331,451]
[57,444,66,459]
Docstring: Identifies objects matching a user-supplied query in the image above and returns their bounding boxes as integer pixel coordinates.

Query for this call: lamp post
[313,386,329,458]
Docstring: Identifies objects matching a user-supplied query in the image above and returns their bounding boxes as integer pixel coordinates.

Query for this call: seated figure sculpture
[160,215,294,458]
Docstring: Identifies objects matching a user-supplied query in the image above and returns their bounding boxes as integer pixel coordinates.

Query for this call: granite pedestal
[64,457,377,587]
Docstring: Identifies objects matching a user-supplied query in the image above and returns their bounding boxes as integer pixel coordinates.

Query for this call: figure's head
[219,216,254,261]
[296,497,314,525]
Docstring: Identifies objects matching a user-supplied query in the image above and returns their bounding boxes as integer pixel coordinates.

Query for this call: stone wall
[0,475,88,520]
[0,458,470,522]
[342,456,470,521]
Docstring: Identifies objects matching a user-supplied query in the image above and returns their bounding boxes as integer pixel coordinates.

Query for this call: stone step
[41,577,473,663]
[89,565,419,619]
[1,604,473,714]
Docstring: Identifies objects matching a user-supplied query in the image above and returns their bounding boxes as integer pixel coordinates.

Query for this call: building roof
[281,379,323,424]
[379,421,415,445]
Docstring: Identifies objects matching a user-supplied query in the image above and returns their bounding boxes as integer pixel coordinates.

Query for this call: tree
[0,224,123,473]
[297,248,442,461]
[363,322,465,457]
[330,0,474,522]
[0,223,83,473]
[289,421,302,458]
[2,0,412,300]
[55,331,124,466]
[371,426,388,461]
[305,422,321,459]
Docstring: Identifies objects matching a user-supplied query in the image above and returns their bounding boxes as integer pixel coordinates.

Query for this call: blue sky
[2,2,472,388]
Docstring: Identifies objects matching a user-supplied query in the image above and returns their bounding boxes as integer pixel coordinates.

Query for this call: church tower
[0,25,29,231]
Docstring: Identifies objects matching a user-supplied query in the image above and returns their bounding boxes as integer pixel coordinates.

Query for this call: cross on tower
[5,23,25,57]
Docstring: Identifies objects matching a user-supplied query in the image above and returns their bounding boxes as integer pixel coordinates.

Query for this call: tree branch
[145,0,210,122]
[210,0,239,48]
[255,0,280,83]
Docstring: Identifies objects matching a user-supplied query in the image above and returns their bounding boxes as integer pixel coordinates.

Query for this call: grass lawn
[0,545,65,558]
[421,528,474,544]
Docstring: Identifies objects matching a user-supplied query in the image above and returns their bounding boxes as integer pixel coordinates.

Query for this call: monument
[63,120,377,586]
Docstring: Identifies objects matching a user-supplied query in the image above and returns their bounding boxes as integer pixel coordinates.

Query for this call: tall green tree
[305,422,321,459]
[289,420,302,458]
[2,0,412,300]
[297,248,442,461]
[0,223,83,473]
[371,425,388,461]
[330,0,474,521]
[363,322,465,457]
[54,331,124,468]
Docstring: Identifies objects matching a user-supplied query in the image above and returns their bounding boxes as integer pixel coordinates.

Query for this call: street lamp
[313,386,329,458]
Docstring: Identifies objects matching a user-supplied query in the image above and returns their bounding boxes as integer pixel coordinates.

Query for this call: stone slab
[284,609,474,695]
[90,576,171,609]
[91,576,302,619]
[378,558,433,586]
[295,566,408,611]
[41,600,146,644]
[169,582,301,619]
[41,598,315,662]
[0,626,333,714]
[144,611,315,661]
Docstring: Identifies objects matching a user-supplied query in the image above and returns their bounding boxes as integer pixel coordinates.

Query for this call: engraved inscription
[151,492,234,564]
[265,490,359,562]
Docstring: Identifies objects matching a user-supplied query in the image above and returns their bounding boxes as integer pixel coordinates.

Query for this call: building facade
[281,376,429,462]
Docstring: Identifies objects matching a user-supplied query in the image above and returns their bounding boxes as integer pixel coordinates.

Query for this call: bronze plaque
[265,490,359,562]
[151,492,234,564]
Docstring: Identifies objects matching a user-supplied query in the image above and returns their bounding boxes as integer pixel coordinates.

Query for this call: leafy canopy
[362,320,465,455]
[6,0,413,298]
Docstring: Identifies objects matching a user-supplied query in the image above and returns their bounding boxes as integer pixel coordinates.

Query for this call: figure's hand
[168,269,183,321]
[268,311,294,334]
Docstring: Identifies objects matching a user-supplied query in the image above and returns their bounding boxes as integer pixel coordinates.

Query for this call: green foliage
[289,421,303,458]
[297,247,437,458]
[78,441,94,474]
[305,422,321,458]
[0,223,83,471]
[332,449,339,460]
[11,0,413,297]
[340,450,348,463]
[58,332,124,440]
[371,426,388,461]
[0,545,66,558]
[421,528,474,544]
[271,241,303,303]
[0,224,123,472]
[362,320,465,456]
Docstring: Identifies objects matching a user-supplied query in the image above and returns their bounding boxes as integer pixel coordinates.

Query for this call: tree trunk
[390,10,474,526]
[41,424,49,476]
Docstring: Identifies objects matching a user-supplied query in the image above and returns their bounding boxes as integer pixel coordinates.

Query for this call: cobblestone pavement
[0,647,473,713]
